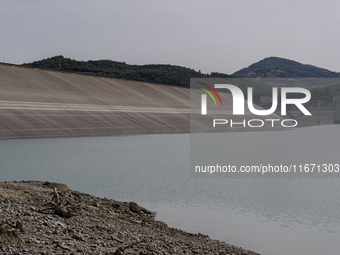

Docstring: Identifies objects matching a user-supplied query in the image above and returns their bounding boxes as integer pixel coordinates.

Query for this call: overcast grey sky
[1,0,340,74]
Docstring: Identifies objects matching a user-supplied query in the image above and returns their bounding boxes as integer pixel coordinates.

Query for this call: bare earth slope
[0,63,190,139]
[0,63,284,139]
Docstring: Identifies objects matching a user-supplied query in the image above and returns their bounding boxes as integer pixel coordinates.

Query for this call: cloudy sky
[1,0,340,74]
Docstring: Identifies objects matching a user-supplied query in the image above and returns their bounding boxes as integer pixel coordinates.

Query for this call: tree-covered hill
[22,56,235,88]
[22,56,340,105]
[233,57,340,78]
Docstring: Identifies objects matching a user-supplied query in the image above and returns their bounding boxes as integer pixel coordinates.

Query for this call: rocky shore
[0,181,260,255]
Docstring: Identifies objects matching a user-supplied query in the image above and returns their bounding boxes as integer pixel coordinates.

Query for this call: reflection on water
[0,127,339,254]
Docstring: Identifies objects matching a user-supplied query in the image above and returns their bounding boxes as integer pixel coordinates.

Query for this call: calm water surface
[0,126,339,255]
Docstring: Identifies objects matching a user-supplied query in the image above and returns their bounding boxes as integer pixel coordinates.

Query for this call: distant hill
[22,55,340,103]
[22,56,234,88]
[233,57,340,78]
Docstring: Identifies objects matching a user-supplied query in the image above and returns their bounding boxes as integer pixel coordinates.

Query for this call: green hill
[22,55,235,88]
[233,57,340,78]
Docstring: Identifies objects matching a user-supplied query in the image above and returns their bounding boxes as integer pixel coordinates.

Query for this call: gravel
[0,181,260,255]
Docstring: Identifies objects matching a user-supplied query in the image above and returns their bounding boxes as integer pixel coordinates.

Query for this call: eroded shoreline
[0,181,260,254]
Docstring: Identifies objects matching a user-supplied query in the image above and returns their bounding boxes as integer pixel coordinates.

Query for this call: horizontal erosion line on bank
[0,102,189,113]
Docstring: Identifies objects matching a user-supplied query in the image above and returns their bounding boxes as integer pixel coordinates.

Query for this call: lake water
[0,126,339,254]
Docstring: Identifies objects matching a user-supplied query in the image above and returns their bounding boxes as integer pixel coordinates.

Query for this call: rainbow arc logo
[198,82,222,106]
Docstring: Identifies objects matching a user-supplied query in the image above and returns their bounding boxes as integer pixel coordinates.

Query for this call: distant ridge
[233,57,340,78]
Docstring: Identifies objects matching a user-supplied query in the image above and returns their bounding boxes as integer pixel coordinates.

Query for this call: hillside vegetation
[233,57,340,78]
[22,56,340,104]
[23,56,234,88]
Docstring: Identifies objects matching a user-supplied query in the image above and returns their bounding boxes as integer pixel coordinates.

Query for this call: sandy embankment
[0,63,191,139]
[0,63,284,139]
[0,181,260,254]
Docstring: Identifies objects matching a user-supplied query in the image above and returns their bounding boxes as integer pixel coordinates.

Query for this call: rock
[0,224,25,248]
[114,248,124,255]
[129,202,140,213]
[15,220,24,233]
[56,241,71,250]
[72,233,85,242]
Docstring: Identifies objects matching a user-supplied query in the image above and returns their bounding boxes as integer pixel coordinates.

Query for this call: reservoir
[0,125,339,254]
